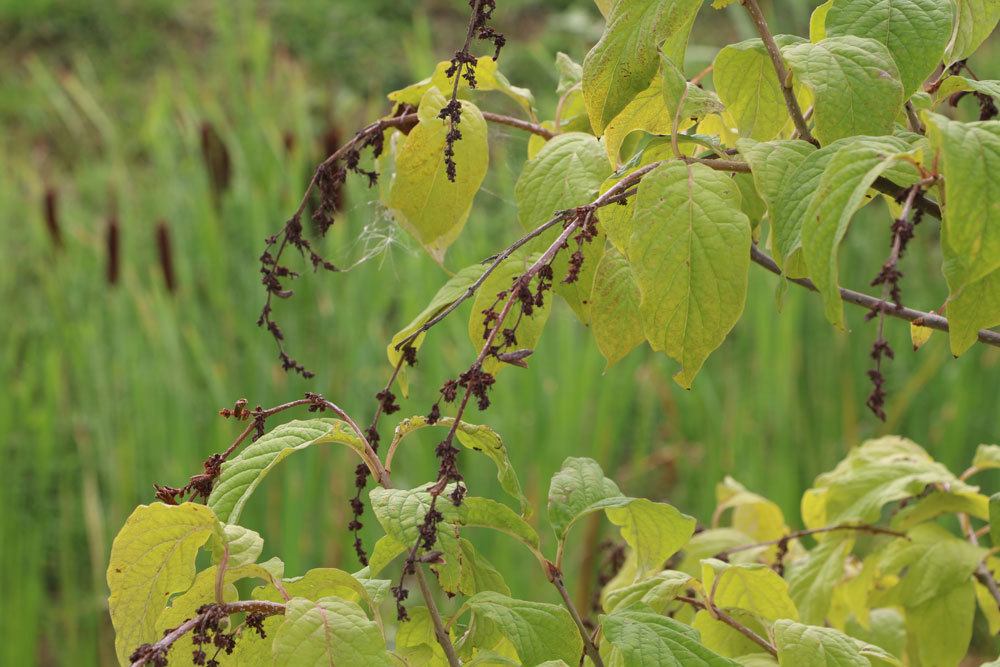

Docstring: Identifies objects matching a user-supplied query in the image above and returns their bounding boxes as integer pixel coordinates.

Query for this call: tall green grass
[1,2,998,664]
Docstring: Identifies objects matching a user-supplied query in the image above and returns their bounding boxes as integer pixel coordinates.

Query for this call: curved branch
[676,595,777,657]
[750,245,1000,347]
[713,523,906,559]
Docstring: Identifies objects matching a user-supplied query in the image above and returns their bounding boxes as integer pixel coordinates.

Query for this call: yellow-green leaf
[387,87,488,262]
[465,592,583,666]
[945,0,1000,63]
[629,161,751,388]
[107,502,222,664]
[272,596,393,666]
[590,246,645,368]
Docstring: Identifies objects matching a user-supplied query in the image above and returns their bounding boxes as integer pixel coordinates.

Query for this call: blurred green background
[1,1,997,664]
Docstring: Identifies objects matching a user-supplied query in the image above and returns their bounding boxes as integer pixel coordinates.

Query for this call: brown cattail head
[106,215,120,286]
[43,188,63,249]
[155,220,176,293]
[200,122,231,201]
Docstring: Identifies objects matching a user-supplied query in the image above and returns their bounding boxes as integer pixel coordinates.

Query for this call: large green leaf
[879,524,986,608]
[547,457,695,577]
[602,570,693,613]
[387,263,488,396]
[945,0,1000,63]
[628,161,751,388]
[590,246,645,368]
[272,596,393,666]
[467,251,552,374]
[660,53,724,124]
[207,419,365,524]
[924,113,1000,355]
[714,36,809,140]
[782,36,904,143]
[802,436,972,527]
[800,136,920,328]
[787,536,854,626]
[602,607,740,666]
[825,0,954,97]
[106,503,222,664]
[773,620,895,666]
[736,138,818,275]
[604,74,691,165]
[514,132,611,322]
[387,87,488,262]
[465,591,583,666]
[905,580,976,667]
[389,416,529,514]
[582,0,702,133]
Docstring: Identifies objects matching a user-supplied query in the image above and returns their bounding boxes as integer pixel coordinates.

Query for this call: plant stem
[415,565,463,667]
[551,570,605,667]
[714,522,906,559]
[676,595,778,657]
[741,0,816,145]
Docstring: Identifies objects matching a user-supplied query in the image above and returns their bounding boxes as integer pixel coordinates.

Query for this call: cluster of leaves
[109,411,1000,665]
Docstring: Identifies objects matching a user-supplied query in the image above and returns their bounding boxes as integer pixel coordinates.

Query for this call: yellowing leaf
[702,559,799,621]
[604,74,693,166]
[387,87,488,262]
[465,592,583,666]
[629,161,751,388]
[582,0,702,133]
[909,317,934,350]
[787,536,854,626]
[107,503,221,664]
[714,36,809,141]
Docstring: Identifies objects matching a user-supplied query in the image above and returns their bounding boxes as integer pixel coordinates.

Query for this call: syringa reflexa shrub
[110,0,1000,664]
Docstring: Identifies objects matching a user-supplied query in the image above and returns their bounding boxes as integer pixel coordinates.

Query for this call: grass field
[1,2,998,664]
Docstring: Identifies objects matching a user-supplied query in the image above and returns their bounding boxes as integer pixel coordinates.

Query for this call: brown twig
[713,523,906,559]
[741,0,816,145]
[551,569,605,667]
[128,601,285,667]
[676,595,777,656]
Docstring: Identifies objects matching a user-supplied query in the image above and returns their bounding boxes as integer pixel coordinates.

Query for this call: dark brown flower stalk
[439,0,505,181]
[106,214,120,286]
[865,184,925,420]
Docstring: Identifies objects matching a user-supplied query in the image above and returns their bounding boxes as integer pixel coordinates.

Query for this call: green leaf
[974,444,1000,469]
[556,52,583,93]
[396,606,450,665]
[773,620,875,666]
[782,36,904,143]
[387,87,489,262]
[660,53,725,124]
[702,559,799,621]
[825,0,954,97]
[464,591,583,666]
[590,246,645,368]
[211,523,264,567]
[389,416,529,515]
[207,419,365,524]
[879,524,986,608]
[945,0,1000,63]
[106,503,222,664]
[582,0,702,133]
[602,606,740,666]
[714,36,809,140]
[467,251,552,374]
[255,567,385,621]
[272,596,393,666]
[889,489,989,530]
[844,608,906,664]
[924,113,1000,355]
[602,570,693,613]
[736,138,818,275]
[803,436,972,527]
[629,161,751,388]
[368,534,407,578]
[787,536,854,626]
[387,263,488,397]
[547,457,695,578]
[514,132,611,322]
[905,580,976,667]
[388,56,535,119]
[800,136,920,328]
[992,493,1000,548]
